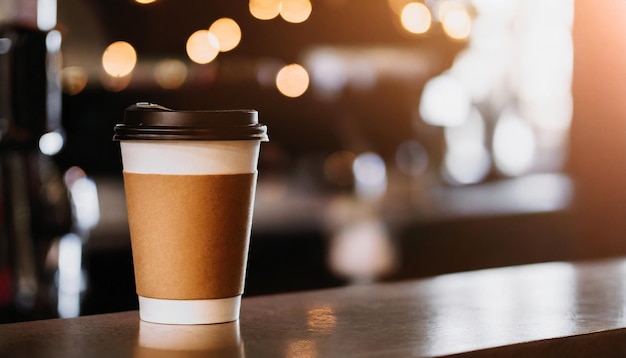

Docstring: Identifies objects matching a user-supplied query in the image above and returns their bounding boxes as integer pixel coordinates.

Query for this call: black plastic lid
[113,103,269,141]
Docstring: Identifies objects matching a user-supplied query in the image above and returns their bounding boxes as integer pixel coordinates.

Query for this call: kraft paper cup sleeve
[124,172,255,300]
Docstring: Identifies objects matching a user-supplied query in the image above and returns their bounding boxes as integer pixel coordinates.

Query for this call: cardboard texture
[123,172,257,300]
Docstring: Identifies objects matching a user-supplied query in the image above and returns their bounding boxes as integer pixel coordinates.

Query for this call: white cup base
[138,295,241,325]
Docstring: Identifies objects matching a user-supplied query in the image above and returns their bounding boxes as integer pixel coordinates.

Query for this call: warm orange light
[101,72,132,92]
[400,2,431,34]
[61,66,88,95]
[209,17,242,52]
[441,8,472,40]
[102,41,137,77]
[306,306,337,333]
[276,63,309,97]
[286,339,317,358]
[134,0,156,4]
[154,59,188,89]
[249,0,281,20]
[387,0,412,15]
[280,0,312,23]
[186,30,219,64]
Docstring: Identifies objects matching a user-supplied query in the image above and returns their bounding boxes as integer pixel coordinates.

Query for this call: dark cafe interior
[3,0,626,356]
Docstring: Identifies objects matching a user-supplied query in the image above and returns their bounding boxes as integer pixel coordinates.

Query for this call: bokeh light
[249,0,281,20]
[516,27,572,130]
[400,2,431,34]
[186,30,219,64]
[449,46,510,104]
[329,217,395,282]
[101,73,132,92]
[353,152,387,200]
[443,140,491,185]
[441,7,472,40]
[57,233,82,318]
[443,109,490,185]
[154,59,188,89]
[39,131,64,156]
[61,66,88,95]
[276,63,310,97]
[471,0,518,21]
[306,49,348,98]
[280,0,313,23]
[395,140,429,177]
[493,111,536,176]
[444,108,485,146]
[37,0,56,31]
[209,17,242,52]
[64,168,100,231]
[0,37,11,55]
[419,73,471,127]
[102,41,137,77]
[135,0,156,3]
[45,30,62,52]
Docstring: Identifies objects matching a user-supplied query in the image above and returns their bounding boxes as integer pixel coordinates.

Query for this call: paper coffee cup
[113,103,268,324]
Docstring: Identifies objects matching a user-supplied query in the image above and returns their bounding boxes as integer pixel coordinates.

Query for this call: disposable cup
[113,102,268,324]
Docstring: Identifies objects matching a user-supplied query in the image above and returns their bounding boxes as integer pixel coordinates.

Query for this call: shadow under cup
[113,103,268,324]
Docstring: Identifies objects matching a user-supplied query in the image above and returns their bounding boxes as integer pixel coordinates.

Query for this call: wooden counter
[2,259,626,357]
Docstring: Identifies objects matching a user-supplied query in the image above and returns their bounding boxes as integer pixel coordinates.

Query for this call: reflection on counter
[136,320,244,358]
[421,262,578,354]
[4,259,626,357]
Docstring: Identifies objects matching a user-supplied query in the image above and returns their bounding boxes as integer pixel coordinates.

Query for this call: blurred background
[0,0,624,323]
